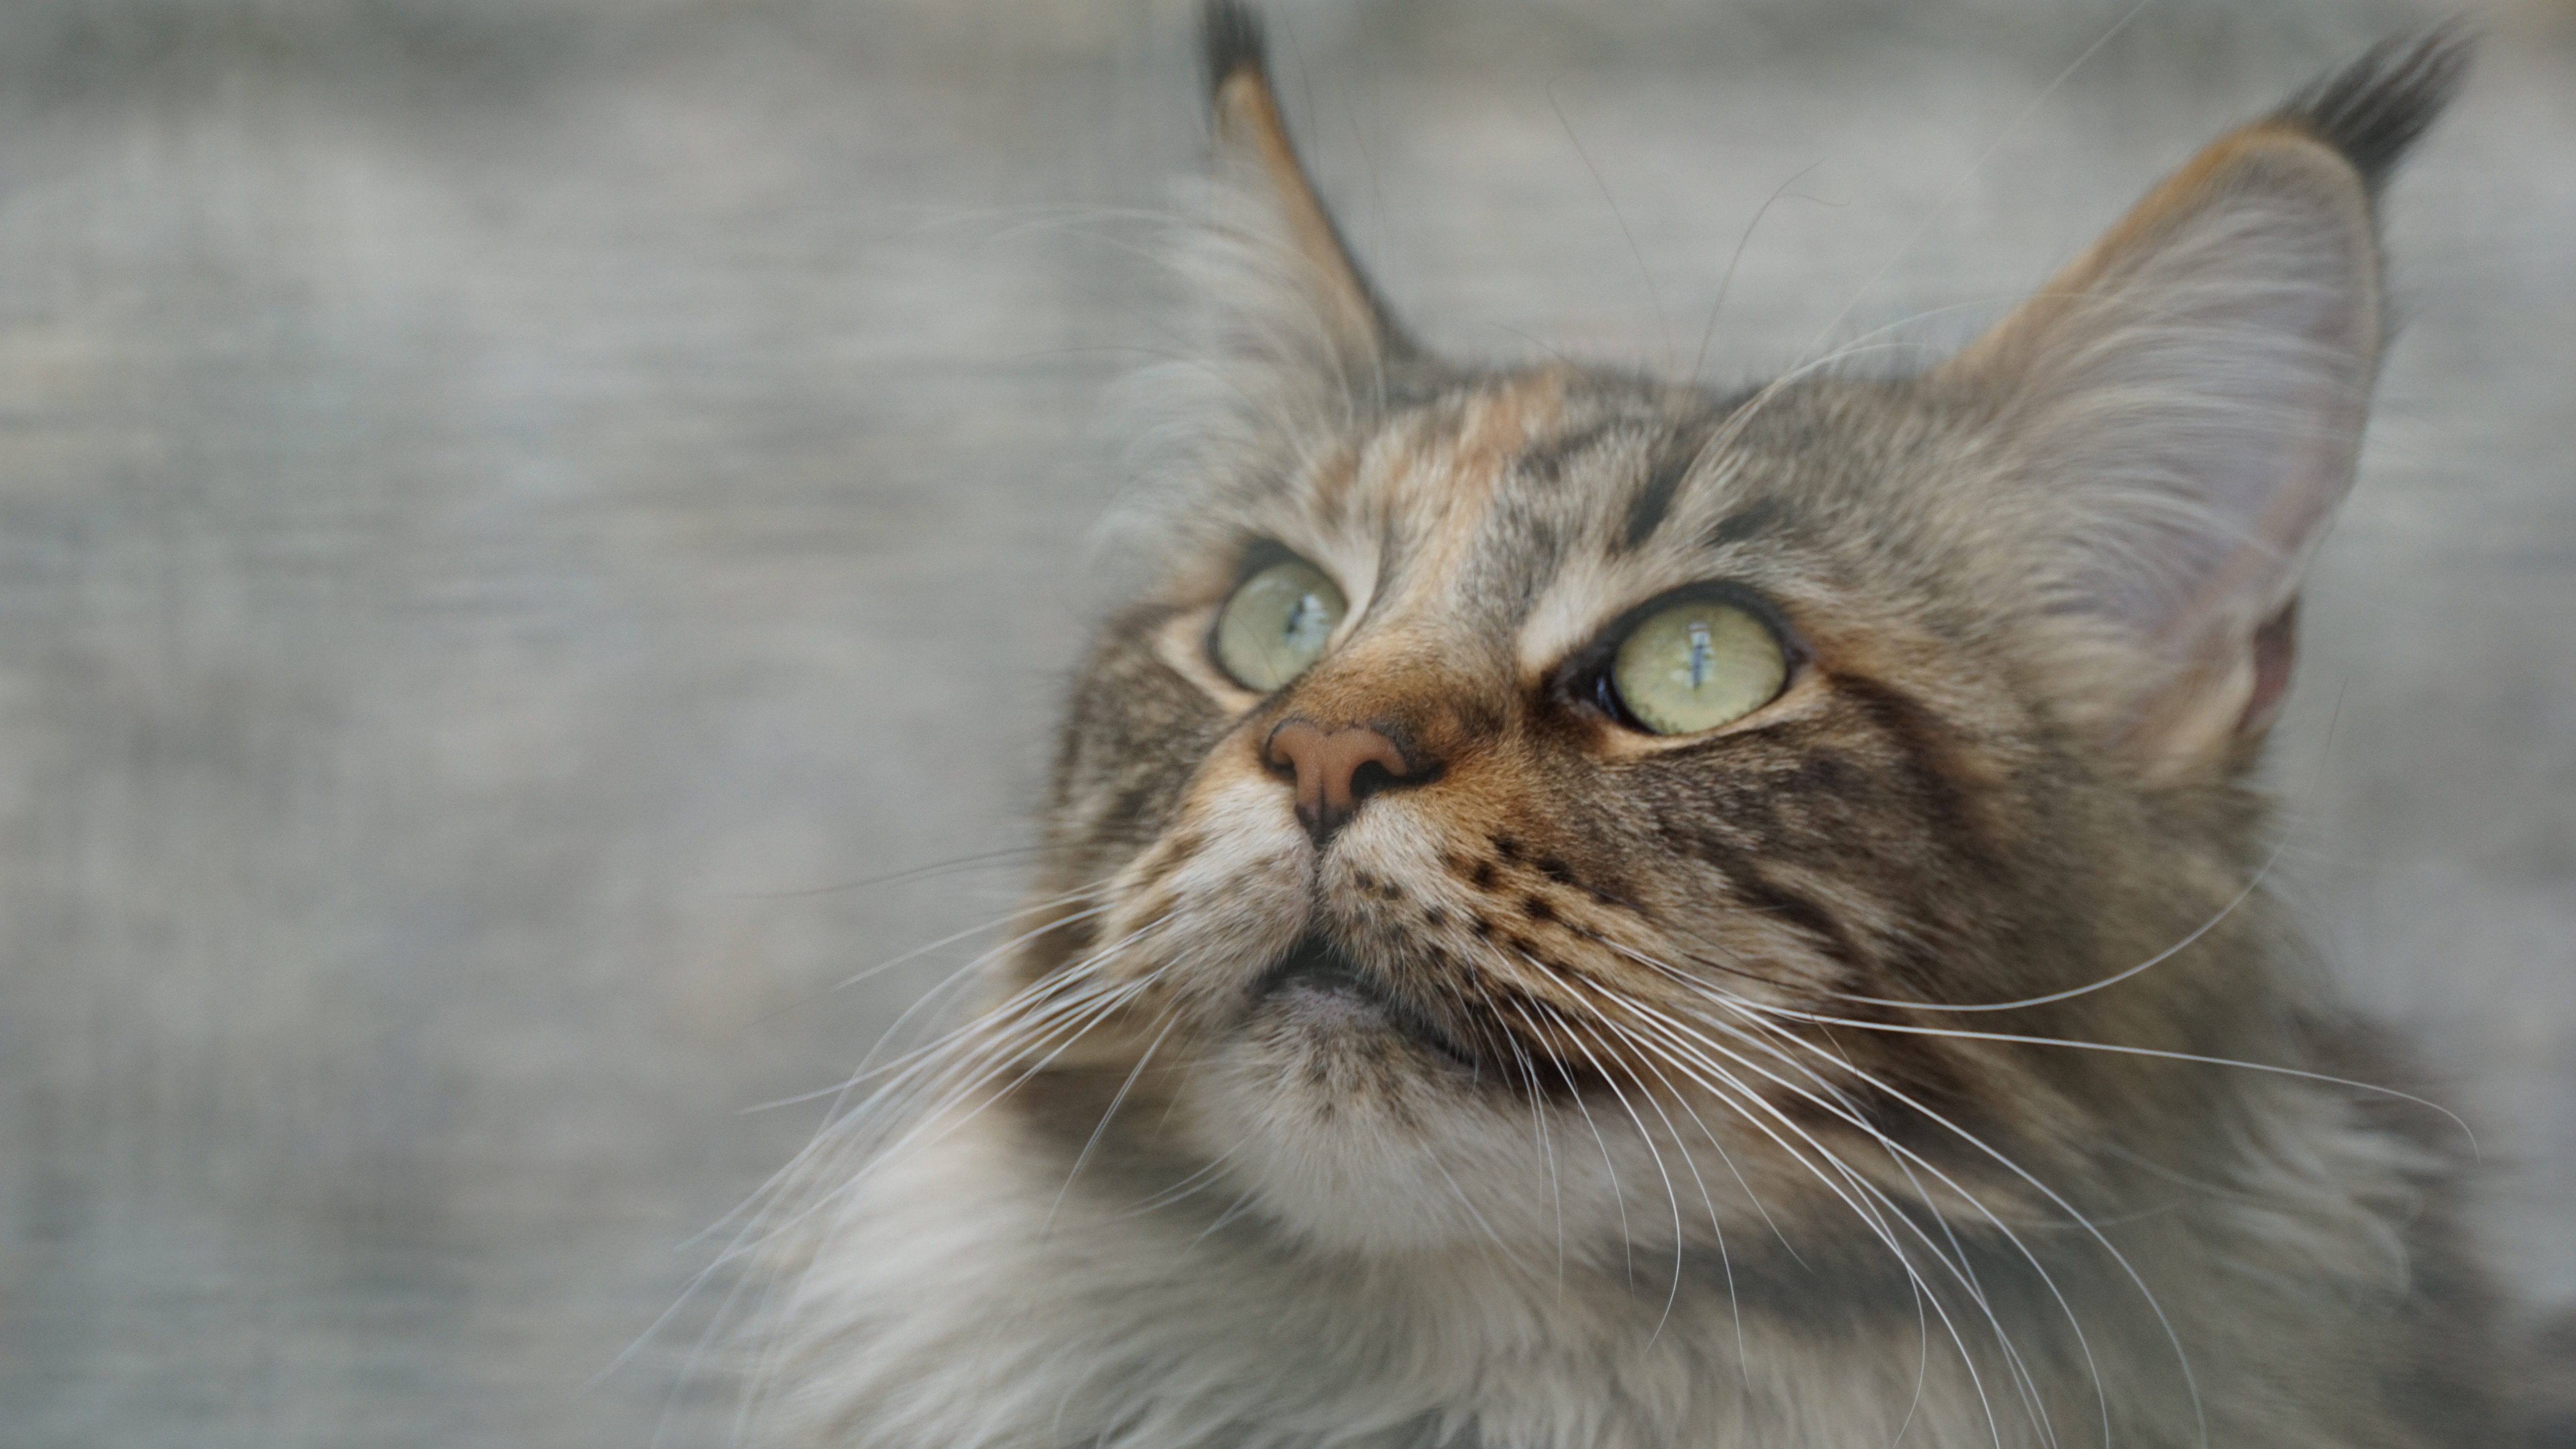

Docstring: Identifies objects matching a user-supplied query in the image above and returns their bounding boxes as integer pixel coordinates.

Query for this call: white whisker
[1045,1002,1186,1235]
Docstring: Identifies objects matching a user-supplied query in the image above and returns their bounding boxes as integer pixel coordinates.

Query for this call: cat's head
[1003,6,2465,1260]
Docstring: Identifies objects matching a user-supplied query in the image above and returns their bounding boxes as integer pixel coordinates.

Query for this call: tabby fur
[747,11,2519,1446]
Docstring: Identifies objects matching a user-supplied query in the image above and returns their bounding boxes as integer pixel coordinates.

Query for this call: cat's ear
[1195,1,1410,383]
[1939,28,2468,776]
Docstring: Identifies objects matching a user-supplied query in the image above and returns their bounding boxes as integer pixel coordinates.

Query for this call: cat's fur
[746,10,2523,1446]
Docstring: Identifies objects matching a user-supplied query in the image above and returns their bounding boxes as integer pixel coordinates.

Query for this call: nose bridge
[1258,390,1541,835]
[1281,623,1488,745]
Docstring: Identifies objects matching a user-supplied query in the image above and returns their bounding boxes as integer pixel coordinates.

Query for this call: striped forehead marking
[1355,373,1562,612]
[1308,379,1784,677]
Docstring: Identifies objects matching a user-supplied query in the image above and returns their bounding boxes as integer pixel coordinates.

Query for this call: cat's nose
[1263,719,1423,845]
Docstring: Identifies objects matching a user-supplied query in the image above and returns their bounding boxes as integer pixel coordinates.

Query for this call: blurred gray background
[0,0,2565,1443]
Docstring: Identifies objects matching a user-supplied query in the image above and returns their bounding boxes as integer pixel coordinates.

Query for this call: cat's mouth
[1248,934,1480,1071]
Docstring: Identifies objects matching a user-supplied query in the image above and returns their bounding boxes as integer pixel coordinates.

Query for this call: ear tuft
[2273,23,2475,195]
[1200,0,1269,107]
[1187,0,1411,395]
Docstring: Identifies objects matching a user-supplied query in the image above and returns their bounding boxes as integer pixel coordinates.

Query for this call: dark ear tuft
[1201,0,1269,107]
[1191,0,1411,369]
[2274,23,2474,194]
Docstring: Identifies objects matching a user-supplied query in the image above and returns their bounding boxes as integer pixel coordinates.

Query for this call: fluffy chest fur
[766,1086,2451,1449]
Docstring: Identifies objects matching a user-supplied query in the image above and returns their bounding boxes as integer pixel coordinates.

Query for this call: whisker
[838,886,1114,1005]
[1545,995,1693,1337]
[1584,976,2086,1439]
[1465,970,1571,1286]
[1728,0,2156,455]
[1620,971,2114,1437]
[1830,772,2314,1017]
[1186,1190,1260,1252]
[1604,1011,2017,1449]
[830,893,1121,1092]
[1122,1144,1244,1218]
[1810,689,2352,1029]
[734,904,1135,1119]
[1422,1140,1540,1274]
[1772,1008,2472,1153]
[1572,1008,1752,1366]
[1689,159,1829,387]
[639,923,1175,1445]
[1548,74,1674,371]
[720,843,1046,901]
[740,882,1113,1031]
[1581,1003,1934,1283]
[1500,990,1638,1284]
[1628,975,2149,1448]
[788,970,1173,1236]
[1044,1004,1187,1234]
[729,916,1180,1250]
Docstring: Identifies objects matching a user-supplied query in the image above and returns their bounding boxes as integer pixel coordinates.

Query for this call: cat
[735,7,2531,1445]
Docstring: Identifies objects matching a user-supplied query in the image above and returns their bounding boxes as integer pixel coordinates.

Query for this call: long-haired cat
[740,8,2527,1445]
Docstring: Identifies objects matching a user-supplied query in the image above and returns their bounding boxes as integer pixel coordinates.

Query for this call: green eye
[1214,556,1348,691]
[1607,598,1787,735]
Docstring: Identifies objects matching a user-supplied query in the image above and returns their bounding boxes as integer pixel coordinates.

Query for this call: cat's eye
[1213,556,1347,691]
[1605,597,1787,735]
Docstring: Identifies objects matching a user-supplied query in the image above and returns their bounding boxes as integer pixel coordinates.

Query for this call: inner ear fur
[1938,29,2467,777]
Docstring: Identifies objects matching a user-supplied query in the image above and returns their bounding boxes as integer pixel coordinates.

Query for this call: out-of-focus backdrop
[0,0,2566,1443]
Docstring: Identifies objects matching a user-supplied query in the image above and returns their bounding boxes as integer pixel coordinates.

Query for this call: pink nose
[1263,720,1416,844]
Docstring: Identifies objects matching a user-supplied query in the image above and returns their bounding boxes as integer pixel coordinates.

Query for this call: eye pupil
[1285,594,1323,646]
[1686,621,1712,689]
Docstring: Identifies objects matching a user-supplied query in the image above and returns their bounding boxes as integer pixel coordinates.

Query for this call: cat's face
[1033,368,2075,1253]
[993,22,2447,1260]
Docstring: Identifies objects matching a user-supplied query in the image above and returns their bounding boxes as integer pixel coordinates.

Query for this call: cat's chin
[1243,936,1482,1069]
[1181,937,1627,1256]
